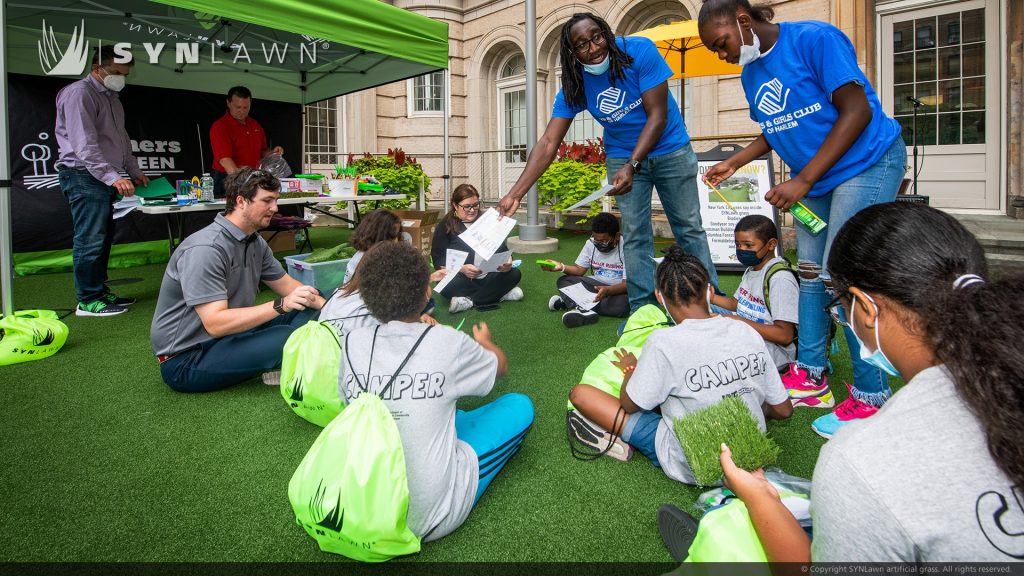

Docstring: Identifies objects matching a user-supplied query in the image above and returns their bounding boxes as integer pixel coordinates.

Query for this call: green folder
[135,177,177,199]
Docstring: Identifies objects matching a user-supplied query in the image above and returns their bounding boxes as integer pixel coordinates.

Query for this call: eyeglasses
[457,202,480,212]
[573,33,606,54]
[824,294,850,327]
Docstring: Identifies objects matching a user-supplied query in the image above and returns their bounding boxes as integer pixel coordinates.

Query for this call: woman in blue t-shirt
[497,13,719,313]
[698,0,907,439]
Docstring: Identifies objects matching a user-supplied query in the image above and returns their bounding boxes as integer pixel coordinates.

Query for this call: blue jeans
[608,144,719,312]
[160,307,317,393]
[621,409,661,467]
[59,169,118,304]
[455,393,534,504]
[795,137,906,405]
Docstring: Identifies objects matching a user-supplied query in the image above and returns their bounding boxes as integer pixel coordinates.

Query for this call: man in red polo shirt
[209,86,285,196]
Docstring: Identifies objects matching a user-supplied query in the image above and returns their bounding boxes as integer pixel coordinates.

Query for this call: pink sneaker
[781,364,830,398]
[811,383,879,439]
[791,386,835,409]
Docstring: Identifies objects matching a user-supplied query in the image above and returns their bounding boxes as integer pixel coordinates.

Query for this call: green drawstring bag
[568,304,668,410]
[684,499,768,563]
[288,393,420,561]
[281,321,343,427]
[0,310,69,366]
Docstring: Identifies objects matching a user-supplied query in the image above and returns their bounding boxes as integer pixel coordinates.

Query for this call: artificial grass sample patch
[674,395,781,486]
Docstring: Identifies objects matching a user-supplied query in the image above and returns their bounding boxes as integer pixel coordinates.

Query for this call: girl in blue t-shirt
[698,0,907,439]
[497,12,719,313]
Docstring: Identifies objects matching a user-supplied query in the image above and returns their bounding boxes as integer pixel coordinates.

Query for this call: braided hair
[559,13,635,111]
[656,244,710,307]
[828,202,1024,490]
[697,0,775,29]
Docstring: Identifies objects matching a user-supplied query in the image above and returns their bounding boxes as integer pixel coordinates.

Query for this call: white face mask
[581,54,610,76]
[736,19,762,67]
[101,70,126,92]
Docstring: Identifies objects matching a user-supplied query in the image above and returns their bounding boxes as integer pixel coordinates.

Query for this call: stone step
[985,253,1024,279]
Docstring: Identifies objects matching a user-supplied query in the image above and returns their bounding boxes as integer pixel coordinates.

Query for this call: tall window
[892,8,985,145]
[304,98,337,165]
[412,71,444,113]
[499,54,527,163]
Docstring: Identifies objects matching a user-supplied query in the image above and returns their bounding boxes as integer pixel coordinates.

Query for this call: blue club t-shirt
[552,36,689,159]
[741,21,901,197]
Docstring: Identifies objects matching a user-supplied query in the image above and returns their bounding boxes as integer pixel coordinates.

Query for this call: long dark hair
[656,244,709,306]
[444,183,481,235]
[697,0,775,29]
[828,202,1024,490]
[559,13,634,111]
[350,209,401,251]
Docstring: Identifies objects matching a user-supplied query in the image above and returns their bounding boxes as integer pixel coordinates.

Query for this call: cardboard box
[260,230,296,253]
[393,210,440,257]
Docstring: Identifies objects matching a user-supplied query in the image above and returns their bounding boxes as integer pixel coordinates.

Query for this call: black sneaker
[562,309,599,328]
[548,295,567,311]
[102,292,137,306]
[657,504,699,562]
[76,300,128,317]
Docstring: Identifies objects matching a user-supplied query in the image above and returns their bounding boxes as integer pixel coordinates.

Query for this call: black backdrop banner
[8,72,302,253]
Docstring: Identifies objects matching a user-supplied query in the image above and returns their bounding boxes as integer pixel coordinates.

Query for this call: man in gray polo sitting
[150,168,324,392]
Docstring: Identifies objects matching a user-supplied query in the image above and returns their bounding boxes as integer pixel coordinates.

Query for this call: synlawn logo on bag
[32,328,56,347]
[310,480,345,534]
[288,375,305,406]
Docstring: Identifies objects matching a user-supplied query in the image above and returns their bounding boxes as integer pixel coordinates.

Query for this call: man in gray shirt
[56,46,149,317]
[151,168,325,393]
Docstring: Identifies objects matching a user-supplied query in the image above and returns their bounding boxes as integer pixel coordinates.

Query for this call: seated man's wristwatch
[273,297,287,315]
[627,159,641,173]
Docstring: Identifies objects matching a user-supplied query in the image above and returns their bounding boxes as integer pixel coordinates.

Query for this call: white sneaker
[500,287,524,302]
[261,370,281,386]
[449,296,474,314]
[548,295,567,311]
[567,410,634,462]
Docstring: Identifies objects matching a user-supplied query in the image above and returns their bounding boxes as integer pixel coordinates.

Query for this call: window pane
[915,49,936,81]
[962,43,984,77]
[893,20,913,53]
[962,9,984,43]
[962,77,985,111]
[938,13,960,46]
[915,81,937,112]
[938,79,960,112]
[938,113,960,145]
[894,52,914,84]
[897,116,914,144]
[937,47,960,79]
[894,84,915,115]
[962,111,985,144]
[915,18,936,49]
[916,113,937,146]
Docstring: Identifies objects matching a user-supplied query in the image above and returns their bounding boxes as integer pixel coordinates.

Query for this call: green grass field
[0,227,869,563]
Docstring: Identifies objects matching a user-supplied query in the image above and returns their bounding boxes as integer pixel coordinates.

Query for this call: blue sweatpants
[455,392,534,504]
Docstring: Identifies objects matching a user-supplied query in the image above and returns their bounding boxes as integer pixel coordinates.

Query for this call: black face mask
[593,240,616,253]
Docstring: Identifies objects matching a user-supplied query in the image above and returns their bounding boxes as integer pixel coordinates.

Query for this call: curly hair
[591,212,620,236]
[223,168,280,214]
[559,13,634,111]
[350,210,401,251]
[656,244,710,306]
[828,202,1024,490]
[357,241,431,323]
[697,0,775,29]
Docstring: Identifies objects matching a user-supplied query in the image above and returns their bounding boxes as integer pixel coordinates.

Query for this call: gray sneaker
[562,308,599,328]
[76,300,128,317]
[566,410,633,461]
[449,296,474,314]
[262,370,281,386]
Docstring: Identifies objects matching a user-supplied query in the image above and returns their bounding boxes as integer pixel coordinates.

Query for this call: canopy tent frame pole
[1,0,14,317]
[518,0,545,241]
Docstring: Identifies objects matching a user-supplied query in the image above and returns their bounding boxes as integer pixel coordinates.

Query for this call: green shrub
[673,395,781,486]
[536,160,607,226]
[340,150,430,214]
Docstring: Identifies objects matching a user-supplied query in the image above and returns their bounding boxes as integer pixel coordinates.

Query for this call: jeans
[455,393,534,504]
[59,169,118,304]
[620,409,661,467]
[608,144,719,312]
[795,137,906,405]
[555,275,629,317]
[160,307,317,393]
[440,269,522,306]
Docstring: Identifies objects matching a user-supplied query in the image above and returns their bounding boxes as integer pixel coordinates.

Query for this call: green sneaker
[102,292,137,306]
[76,300,128,317]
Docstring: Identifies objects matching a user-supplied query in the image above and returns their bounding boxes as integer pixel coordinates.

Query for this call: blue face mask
[849,293,901,378]
[582,54,610,75]
[735,248,764,267]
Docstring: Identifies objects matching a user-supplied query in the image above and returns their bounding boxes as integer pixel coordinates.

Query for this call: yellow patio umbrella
[631,20,742,79]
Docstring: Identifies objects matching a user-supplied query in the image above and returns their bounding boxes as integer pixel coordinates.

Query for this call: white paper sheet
[563,184,615,212]
[458,208,516,260]
[113,196,141,219]
[433,249,469,294]
[477,250,511,273]
[558,283,600,311]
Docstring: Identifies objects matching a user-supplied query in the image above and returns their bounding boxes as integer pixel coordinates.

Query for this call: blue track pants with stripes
[455,392,534,505]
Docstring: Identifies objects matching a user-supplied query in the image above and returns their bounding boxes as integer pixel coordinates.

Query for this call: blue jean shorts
[621,410,661,468]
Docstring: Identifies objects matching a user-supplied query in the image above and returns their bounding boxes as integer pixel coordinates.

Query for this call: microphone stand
[910,97,921,196]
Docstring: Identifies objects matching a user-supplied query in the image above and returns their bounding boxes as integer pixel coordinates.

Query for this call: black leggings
[441,269,522,306]
[555,275,629,317]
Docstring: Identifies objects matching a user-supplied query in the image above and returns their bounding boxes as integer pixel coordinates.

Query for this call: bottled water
[200,173,215,202]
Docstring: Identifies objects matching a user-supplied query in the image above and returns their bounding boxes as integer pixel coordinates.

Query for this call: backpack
[0,310,70,366]
[761,260,798,318]
[288,325,433,562]
[280,320,344,427]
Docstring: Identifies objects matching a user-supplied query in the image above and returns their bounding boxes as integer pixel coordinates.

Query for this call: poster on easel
[696,144,780,272]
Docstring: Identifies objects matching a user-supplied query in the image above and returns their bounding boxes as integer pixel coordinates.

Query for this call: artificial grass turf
[2,226,874,563]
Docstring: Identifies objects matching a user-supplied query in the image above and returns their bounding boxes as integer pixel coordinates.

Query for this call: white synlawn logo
[755,78,790,116]
[38,19,90,76]
[596,87,625,115]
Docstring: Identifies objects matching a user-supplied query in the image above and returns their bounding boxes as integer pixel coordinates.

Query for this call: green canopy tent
[0,0,450,316]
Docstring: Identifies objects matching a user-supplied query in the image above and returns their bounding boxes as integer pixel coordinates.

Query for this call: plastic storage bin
[284,253,351,296]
